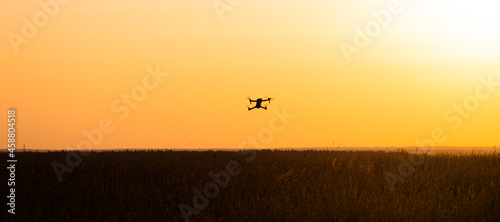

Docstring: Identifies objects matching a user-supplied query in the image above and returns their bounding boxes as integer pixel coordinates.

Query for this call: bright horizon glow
[1,0,499,150]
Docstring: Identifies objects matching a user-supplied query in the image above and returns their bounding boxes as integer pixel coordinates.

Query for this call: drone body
[247,97,273,110]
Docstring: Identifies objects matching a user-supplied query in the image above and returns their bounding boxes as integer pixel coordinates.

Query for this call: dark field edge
[1,150,499,221]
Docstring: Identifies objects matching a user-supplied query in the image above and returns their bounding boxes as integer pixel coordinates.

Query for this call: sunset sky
[1,0,499,150]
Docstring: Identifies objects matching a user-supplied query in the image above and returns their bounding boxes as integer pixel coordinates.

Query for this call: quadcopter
[247,97,273,110]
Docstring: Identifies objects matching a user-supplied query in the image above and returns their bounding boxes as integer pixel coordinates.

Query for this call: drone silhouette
[247,97,273,111]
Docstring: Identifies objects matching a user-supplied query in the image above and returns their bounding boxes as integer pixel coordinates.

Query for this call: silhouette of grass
[2,150,499,221]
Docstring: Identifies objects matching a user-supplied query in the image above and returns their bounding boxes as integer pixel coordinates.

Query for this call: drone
[247,97,273,111]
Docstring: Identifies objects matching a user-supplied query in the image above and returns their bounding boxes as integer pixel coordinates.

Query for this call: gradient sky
[1,0,500,149]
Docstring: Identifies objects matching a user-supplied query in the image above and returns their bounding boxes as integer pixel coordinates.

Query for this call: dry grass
[1,150,499,221]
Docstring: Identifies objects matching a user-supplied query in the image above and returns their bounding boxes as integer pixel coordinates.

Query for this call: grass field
[2,150,499,221]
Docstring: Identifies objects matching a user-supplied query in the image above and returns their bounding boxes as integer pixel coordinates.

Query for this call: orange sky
[1,0,499,150]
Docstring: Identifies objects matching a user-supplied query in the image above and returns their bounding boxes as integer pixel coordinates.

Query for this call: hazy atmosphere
[2,0,500,150]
